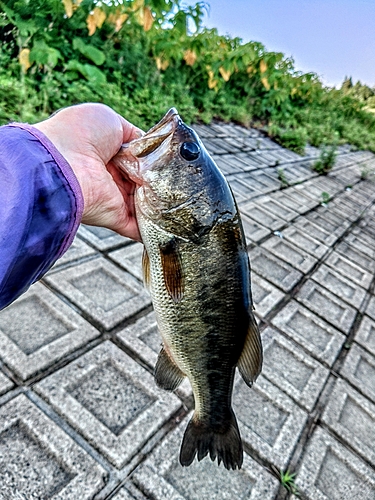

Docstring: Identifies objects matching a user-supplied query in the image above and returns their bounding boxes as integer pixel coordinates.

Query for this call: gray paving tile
[351,226,375,249]
[0,282,100,380]
[295,427,375,500]
[258,195,299,222]
[340,343,375,404]
[240,213,271,244]
[251,273,285,318]
[293,218,338,246]
[354,315,375,356]
[365,296,375,321]
[249,247,303,292]
[132,414,279,500]
[240,202,285,230]
[272,301,345,366]
[262,236,317,273]
[325,252,373,290]
[281,226,328,259]
[322,378,375,468]
[0,394,106,499]
[35,341,182,469]
[311,264,367,309]
[336,241,375,273]
[228,176,261,202]
[45,257,151,330]
[261,327,329,412]
[214,155,244,175]
[306,206,350,238]
[52,235,97,269]
[296,281,357,334]
[344,234,375,259]
[111,485,142,499]
[273,189,316,214]
[108,242,144,282]
[78,224,131,251]
[0,370,13,396]
[233,376,308,469]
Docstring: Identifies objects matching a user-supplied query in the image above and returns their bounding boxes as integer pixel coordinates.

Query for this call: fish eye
[180,142,200,161]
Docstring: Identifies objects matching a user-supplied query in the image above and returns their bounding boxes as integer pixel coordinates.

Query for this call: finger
[118,114,145,143]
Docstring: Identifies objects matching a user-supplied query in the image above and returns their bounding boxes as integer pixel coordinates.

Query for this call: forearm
[0,124,84,310]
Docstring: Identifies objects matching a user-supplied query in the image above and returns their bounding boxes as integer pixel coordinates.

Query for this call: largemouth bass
[114,109,262,470]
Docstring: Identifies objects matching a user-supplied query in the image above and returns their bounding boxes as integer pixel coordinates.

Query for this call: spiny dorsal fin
[155,347,185,391]
[142,247,151,290]
[237,313,263,387]
[159,238,184,303]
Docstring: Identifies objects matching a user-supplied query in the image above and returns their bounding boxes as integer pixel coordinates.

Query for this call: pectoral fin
[155,347,185,390]
[160,239,184,303]
[237,313,263,387]
[142,247,151,290]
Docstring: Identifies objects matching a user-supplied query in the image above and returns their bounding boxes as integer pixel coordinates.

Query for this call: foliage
[0,0,375,153]
[279,469,299,495]
[313,144,337,174]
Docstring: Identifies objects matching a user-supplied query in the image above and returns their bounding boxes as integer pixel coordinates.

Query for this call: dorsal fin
[237,313,262,387]
[159,238,184,303]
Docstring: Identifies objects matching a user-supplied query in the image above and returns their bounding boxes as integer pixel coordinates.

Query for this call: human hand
[34,103,143,240]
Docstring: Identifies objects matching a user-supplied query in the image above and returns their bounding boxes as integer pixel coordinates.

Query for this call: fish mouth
[130,108,180,158]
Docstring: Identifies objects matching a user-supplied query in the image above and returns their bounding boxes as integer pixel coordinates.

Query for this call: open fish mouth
[131,107,180,158]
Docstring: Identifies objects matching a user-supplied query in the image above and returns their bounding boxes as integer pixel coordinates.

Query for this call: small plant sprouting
[277,168,289,188]
[361,167,375,181]
[313,144,337,174]
[321,191,331,205]
[279,469,299,495]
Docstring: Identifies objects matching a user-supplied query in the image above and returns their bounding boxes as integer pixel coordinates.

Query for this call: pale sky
[198,0,375,88]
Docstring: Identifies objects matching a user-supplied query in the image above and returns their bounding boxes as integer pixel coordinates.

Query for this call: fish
[113,108,262,470]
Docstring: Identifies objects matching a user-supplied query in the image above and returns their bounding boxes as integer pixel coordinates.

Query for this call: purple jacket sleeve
[0,124,84,310]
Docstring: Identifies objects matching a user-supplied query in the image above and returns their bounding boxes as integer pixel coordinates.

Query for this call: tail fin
[179,412,243,470]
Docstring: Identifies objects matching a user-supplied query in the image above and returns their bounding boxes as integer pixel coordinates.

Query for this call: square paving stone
[45,257,151,330]
[111,485,143,500]
[340,343,375,404]
[251,273,285,318]
[240,213,270,244]
[262,236,317,273]
[108,243,144,282]
[295,427,375,500]
[306,207,350,238]
[272,191,306,214]
[214,155,244,175]
[0,394,106,499]
[249,247,303,292]
[131,414,279,500]
[240,202,285,230]
[365,296,375,321]
[322,378,375,469]
[351,226,375,249]
[257,196,299,222]
[293,218,338,246]
[296,281,357,334]
[78,224,131,251]
[228,177,261,202]
[344,232,375,257]
[325,252,373,290]
[336,241,375,273]
[0,282,100,380]
[0,370,13,396]
[272,301,346,366]
[311,264,367,309]
[35,341,182,469]
[281,227,329,259]
[261,327,329,411]
[233,376,308,469]
[52,235,97,269]
[354,315,375,356]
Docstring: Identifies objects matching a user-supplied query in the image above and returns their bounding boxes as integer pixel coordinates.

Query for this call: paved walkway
[0,122,375,500]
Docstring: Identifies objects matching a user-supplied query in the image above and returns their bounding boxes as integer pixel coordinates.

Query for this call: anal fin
[155,347,185,391]
[237,313,263,387]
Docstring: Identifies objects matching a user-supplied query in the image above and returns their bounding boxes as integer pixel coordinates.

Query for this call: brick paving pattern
[1,122,375,499]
